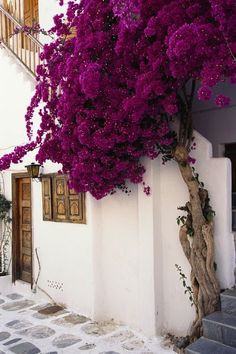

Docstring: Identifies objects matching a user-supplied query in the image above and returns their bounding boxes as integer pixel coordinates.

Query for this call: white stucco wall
[0,48,95,318]
[93,187,140,326]
[38,0,64,44]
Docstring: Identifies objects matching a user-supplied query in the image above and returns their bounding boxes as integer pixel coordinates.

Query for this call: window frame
[41,173,86,224]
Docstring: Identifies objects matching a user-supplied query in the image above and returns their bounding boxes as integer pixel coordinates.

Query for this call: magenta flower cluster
[0,0,236,199]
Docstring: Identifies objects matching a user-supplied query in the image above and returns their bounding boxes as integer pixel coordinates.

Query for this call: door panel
[53,176,68,222]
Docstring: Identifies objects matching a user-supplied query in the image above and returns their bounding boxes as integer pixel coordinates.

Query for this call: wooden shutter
[68,187,86,224]
[53,175,68,222]
[42,176,52,221]
[42,174,86,224]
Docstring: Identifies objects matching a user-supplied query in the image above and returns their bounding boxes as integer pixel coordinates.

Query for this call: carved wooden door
[12,175,32,284]
[18,178,32,283]
[24,0,38,26]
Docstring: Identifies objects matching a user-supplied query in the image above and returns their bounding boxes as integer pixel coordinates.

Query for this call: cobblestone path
[0,291,174,354]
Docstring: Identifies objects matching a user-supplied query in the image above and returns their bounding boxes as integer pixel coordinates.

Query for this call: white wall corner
[192,131,235,289]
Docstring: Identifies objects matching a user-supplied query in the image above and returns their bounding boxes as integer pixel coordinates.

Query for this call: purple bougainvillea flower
[215,94,231,107]
[197,86,212,101]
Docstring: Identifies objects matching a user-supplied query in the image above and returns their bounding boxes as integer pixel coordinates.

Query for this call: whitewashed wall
[0,0,235,338]
[0,48,95,318]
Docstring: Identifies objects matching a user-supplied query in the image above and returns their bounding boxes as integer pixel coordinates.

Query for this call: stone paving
[0,291,174,354]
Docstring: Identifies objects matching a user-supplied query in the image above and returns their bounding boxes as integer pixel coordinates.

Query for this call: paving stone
[32,306,68,319]
[9,342,40,354]
[29,303,51,311]
[17,325,55,339]
[2,300,34,311]
[6,320,33,330]
[106,330,135,343]
[0,299,5,305]
[0,332,11,341]
[79,343,96,350]
[0,296,172,354]
[82,321,118,336]
[38,305,64,315]
[3,338,21,346]
[52,313,90,327]
[122,339,145,350]
[52,334,82,348]
[6,293,23,300]
[99,352,120,354]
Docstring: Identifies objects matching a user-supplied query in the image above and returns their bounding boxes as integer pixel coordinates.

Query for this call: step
[185,337,236,354]
[221,288,236,316]
[203,312,236,348]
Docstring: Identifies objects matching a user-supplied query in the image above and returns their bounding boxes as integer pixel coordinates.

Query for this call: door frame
[12,172,33,286]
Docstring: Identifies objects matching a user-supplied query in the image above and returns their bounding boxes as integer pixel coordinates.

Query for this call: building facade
[0,0,235,338]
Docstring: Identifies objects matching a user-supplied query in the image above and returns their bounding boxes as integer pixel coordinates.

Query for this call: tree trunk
[174,145,220,339]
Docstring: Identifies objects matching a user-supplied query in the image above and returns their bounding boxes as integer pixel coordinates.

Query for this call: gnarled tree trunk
[174,145,220,339]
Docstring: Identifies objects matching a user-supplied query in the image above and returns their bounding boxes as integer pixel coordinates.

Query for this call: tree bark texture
[174,145,220,339]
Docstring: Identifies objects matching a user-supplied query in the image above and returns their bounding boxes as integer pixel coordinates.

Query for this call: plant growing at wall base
[0,0,235,339]
[0,194,12,276]
[175,264,194,307]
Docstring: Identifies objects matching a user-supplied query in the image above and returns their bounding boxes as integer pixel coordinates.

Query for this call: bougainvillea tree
[1,0,236,338]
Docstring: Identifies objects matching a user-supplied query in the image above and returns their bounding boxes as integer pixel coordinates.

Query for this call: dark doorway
[225,143,236,231]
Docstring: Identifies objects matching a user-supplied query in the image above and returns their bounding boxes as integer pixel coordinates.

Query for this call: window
[41,174,86,224]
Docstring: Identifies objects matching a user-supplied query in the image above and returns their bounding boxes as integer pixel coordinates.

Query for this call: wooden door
[24,0,38,27]
[12,174,32,284]
[2,0,16,16]
[2,0,15,45]
[23,0,38,50]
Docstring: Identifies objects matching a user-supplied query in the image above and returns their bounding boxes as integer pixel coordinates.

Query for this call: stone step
[185,337,236,354]
[221,288,236,316]
[202,311,236,348]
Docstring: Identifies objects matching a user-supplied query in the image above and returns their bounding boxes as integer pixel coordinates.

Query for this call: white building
[0,0,235,338]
